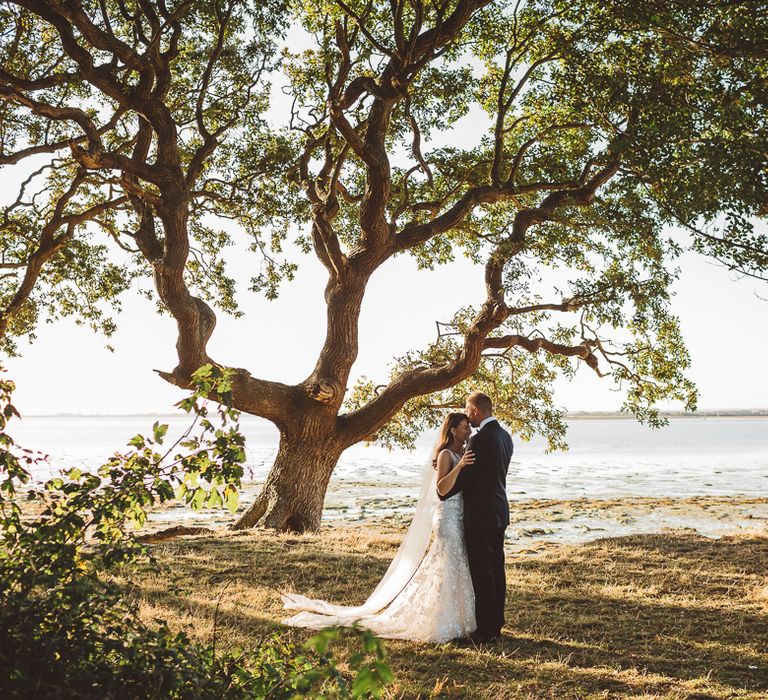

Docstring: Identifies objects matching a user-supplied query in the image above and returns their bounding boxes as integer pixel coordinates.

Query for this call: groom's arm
[437,433,486,501]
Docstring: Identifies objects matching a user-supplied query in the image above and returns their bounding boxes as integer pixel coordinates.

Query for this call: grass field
[129,526,768,699]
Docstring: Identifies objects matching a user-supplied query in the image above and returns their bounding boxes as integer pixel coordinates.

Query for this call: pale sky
[4,233,767,416]
[2,25,767,417]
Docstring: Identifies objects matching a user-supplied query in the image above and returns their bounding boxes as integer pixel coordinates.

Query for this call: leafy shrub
[0,366,393,698]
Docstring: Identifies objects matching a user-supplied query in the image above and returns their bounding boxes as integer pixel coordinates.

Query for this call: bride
[281,412,477,643]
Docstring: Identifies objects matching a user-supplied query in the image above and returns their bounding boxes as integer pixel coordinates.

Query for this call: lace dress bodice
[433,454,465,542]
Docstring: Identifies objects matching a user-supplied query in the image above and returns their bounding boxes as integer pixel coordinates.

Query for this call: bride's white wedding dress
[282,450,476,643]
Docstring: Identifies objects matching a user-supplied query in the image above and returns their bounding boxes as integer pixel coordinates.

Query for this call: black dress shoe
[467,631,499,644]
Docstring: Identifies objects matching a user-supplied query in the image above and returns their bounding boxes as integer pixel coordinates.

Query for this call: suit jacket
[439,419,513,529]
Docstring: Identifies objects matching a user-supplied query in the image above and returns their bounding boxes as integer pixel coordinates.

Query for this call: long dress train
[281,450,476,643]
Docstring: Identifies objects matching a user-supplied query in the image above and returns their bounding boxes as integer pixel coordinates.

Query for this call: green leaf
[153,422,169,444]
[304,628,338,655]
[373,660,394,684]
[207,487,223,509]
[351,668,376,696]
[224,485,239,514]
[190,487,207,510]
[128,434,145,448]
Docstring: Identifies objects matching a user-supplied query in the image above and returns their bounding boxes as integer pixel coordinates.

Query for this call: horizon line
[17,408,768,418]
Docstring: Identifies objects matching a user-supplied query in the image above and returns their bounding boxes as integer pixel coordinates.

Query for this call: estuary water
[9,414,768,500]
[8,414,768,548]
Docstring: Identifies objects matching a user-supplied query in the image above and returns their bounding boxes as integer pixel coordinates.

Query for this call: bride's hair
[432,412,469,468]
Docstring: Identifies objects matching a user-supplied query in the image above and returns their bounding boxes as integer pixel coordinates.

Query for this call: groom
[439,391,514,642]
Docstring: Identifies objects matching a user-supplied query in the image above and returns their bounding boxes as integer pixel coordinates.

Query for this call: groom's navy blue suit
[439,418,513,638]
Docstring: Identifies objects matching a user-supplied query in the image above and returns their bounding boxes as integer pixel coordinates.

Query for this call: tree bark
[233,429,344,532]
[228,263,373,532]
[304,273,367,409]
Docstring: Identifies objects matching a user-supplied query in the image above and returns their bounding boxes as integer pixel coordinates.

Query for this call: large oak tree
[1,0,766,531]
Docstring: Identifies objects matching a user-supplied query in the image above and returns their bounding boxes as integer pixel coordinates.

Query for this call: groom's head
[465,391,493,427]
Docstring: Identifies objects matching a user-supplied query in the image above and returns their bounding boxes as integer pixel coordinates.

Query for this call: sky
[2,24,767,417]
[3,232,767,416]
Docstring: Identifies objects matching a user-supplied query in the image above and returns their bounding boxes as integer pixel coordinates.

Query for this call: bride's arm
[436,450,474,496]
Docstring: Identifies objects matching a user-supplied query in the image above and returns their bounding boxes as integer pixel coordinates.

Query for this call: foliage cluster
[0,366,392,698]
[0,0,765,449]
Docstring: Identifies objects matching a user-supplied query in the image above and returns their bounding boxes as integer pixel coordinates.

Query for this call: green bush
[0,366,393,698]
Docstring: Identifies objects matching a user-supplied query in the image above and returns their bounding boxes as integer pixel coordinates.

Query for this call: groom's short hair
[466,391,492,414]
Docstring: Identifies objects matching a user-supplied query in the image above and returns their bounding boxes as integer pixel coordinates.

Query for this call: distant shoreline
[566,411,768,419]
[21,410,768,419]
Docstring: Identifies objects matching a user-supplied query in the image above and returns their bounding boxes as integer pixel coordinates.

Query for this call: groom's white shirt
[476,416,497,432]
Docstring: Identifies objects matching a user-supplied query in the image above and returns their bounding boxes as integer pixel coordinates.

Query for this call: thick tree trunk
[232,430,344,532]
[229,273,368,533]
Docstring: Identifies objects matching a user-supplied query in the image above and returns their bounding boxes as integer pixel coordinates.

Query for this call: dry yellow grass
[126,527,768,699]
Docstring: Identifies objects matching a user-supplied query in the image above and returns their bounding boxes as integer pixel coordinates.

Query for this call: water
[9,414,767,500]
[7,414,767,547]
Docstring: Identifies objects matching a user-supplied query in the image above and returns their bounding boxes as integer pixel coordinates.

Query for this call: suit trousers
[464,525,506,636]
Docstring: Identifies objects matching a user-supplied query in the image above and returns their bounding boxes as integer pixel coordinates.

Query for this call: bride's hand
[456,450,475,469]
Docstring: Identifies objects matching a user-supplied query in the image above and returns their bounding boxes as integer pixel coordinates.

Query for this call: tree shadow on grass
[136,531,768,699]
[498,533,768,695]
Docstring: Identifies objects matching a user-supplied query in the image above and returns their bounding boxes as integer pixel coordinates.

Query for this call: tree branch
[483,334,605,375]
[342,145,624,442]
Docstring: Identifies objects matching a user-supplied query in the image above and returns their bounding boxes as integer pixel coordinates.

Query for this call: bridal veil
[281,456,438,627]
